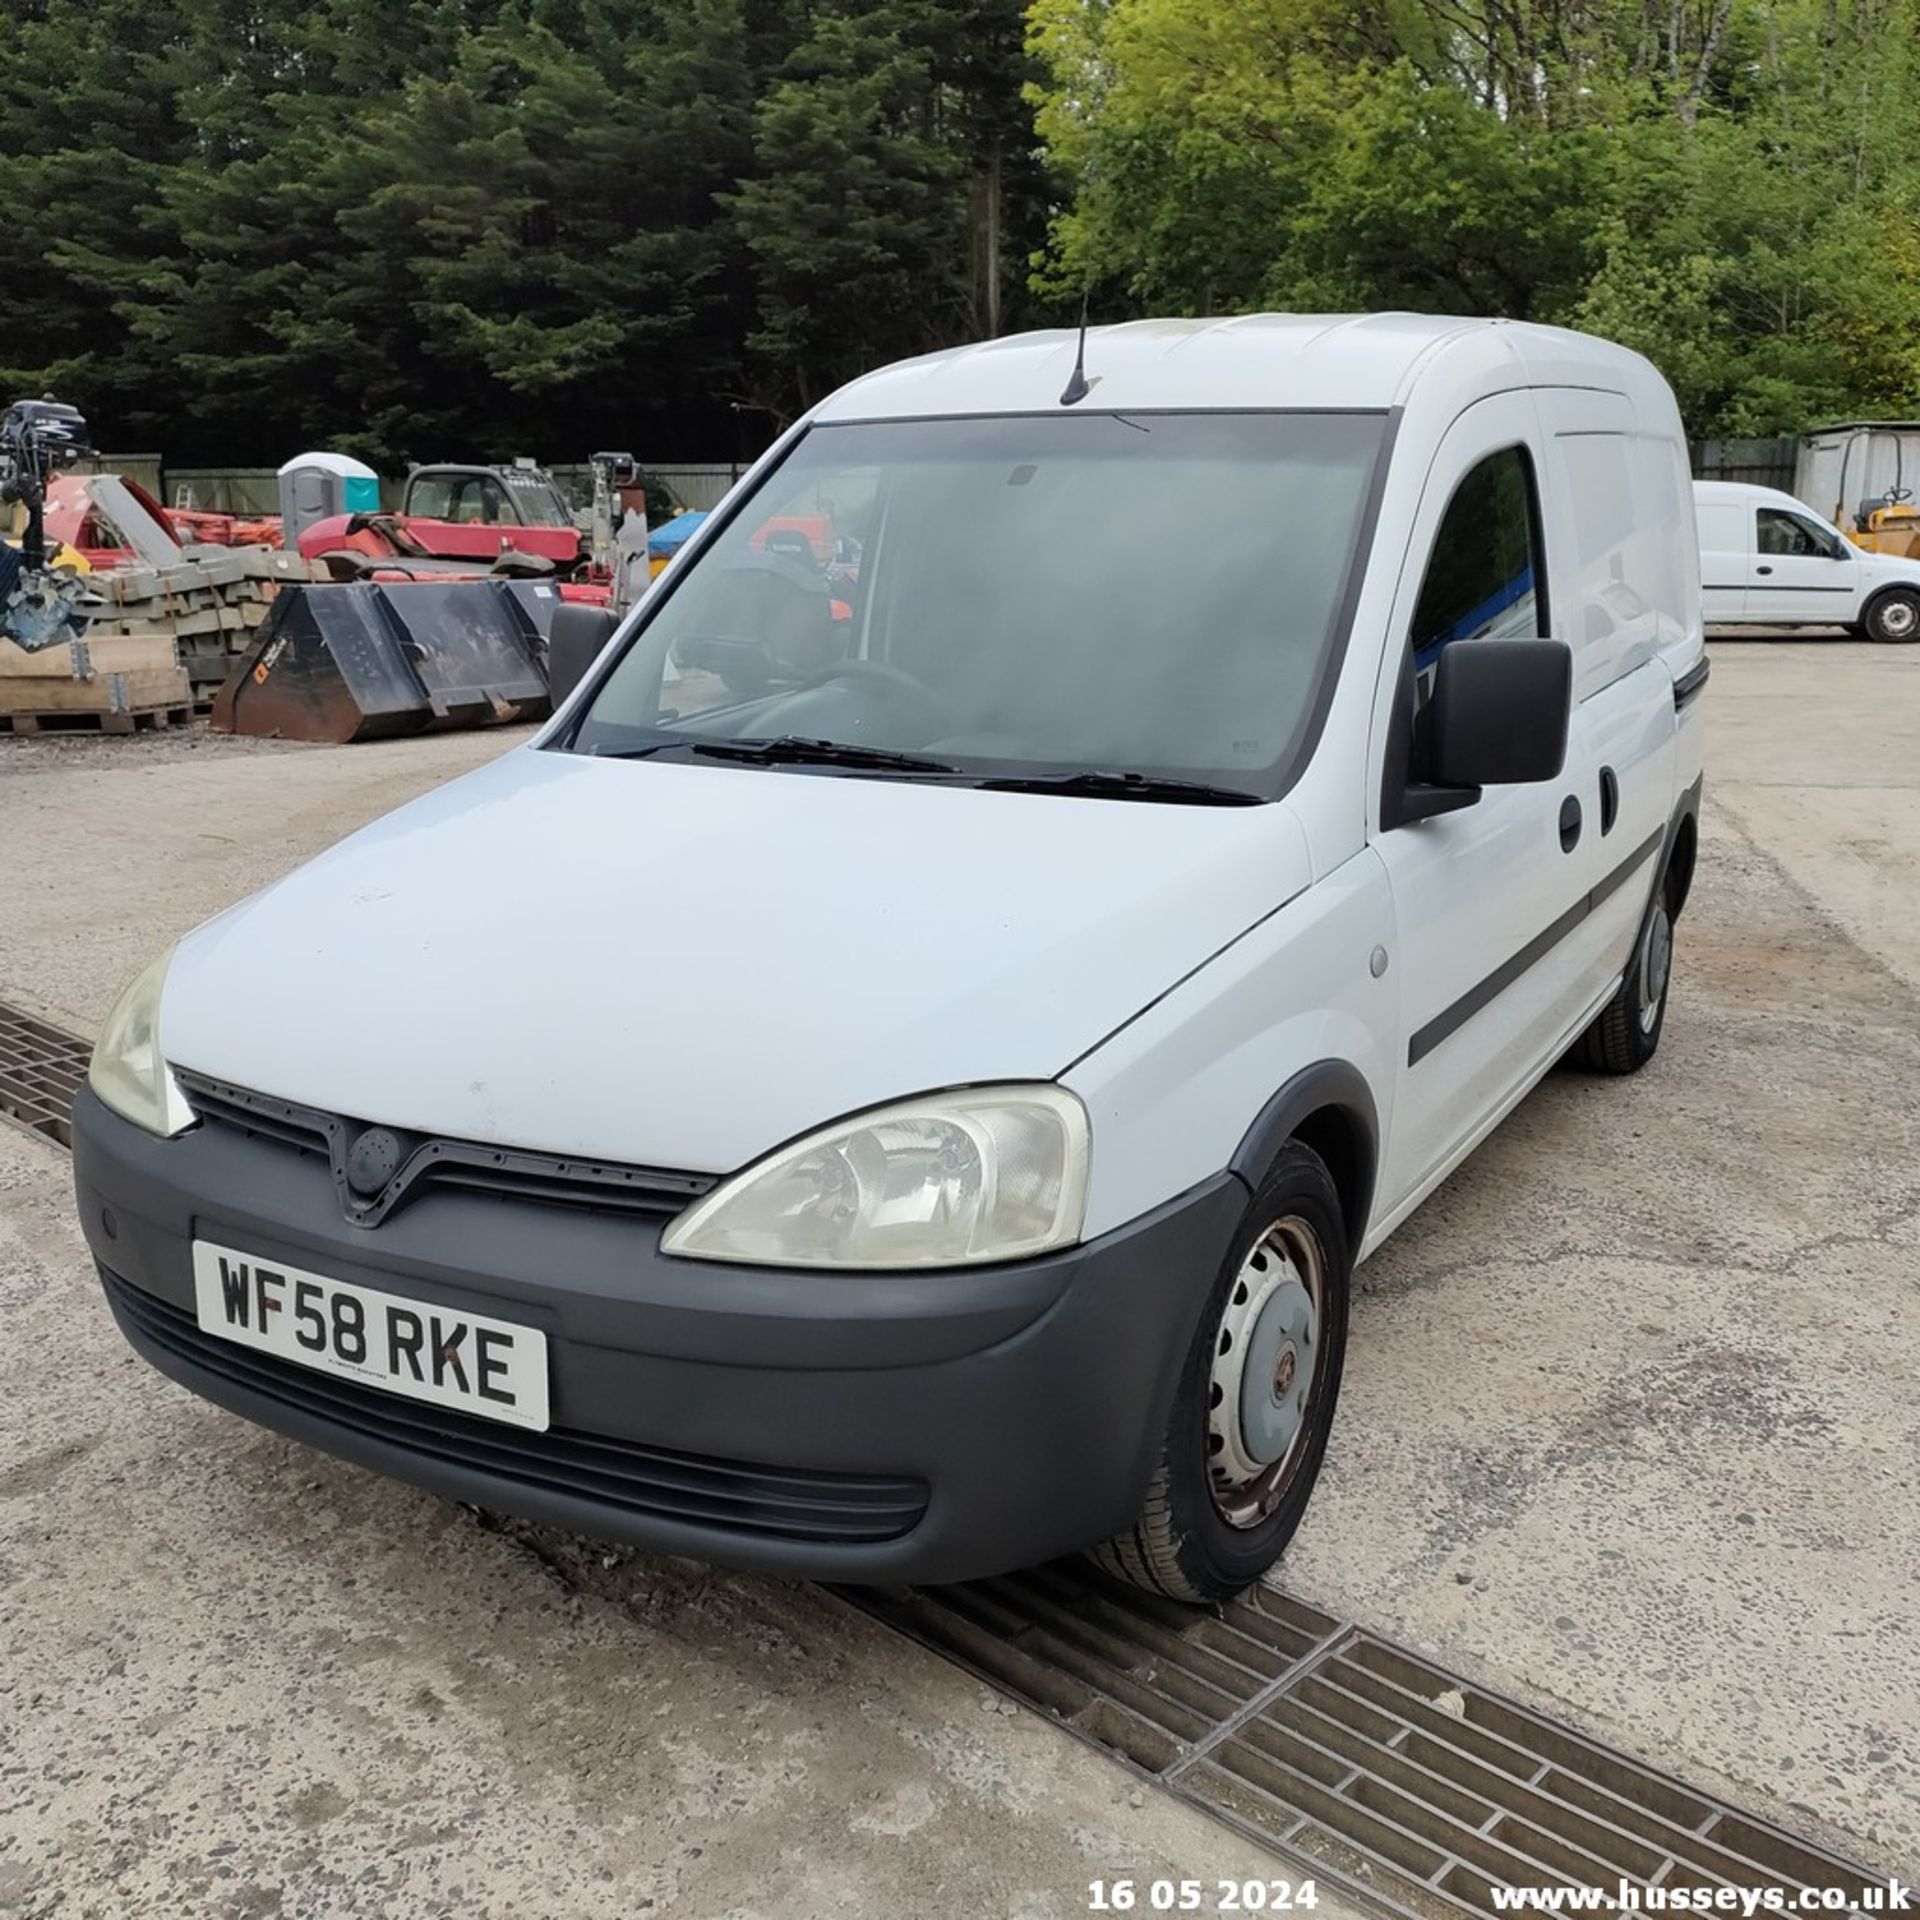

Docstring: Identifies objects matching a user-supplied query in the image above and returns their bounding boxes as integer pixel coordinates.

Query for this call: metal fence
[94,457,747,518]
[548,461,744,512]
[161,467,285,514]
[108,444,1799,518]
[1689,436,1796,490]
[74,453,166,500]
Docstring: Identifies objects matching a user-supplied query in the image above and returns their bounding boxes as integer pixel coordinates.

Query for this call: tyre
[1090,1143,1349,1604]
[1575,869,1675,1074]
[1863,588,1920,643]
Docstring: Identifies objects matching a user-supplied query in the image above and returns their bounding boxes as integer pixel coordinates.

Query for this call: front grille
[103,1268,929,1546]
[176,1071,718,1227]
[184,1076,332,1159]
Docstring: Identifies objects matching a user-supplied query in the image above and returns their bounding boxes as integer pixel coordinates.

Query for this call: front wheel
[1863,588,1920,643]
[1090,1144,1349,1604]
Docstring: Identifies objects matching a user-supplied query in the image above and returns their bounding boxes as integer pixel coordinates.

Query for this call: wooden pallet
[0,699,204,736]
[1,632,194,736]
[3,548,317,732]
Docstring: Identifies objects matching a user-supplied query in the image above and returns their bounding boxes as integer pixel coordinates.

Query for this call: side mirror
[1429,638,1572,786]
[546,602,619,708]
[1386,638,1572,827]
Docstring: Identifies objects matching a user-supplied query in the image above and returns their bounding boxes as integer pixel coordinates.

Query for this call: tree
[0,0,200,439]
[731,0,1052,419]
[1571,1,1920,431]
[334,0,772,461]
[1027,0,1920,437]
[12,0,1920,460]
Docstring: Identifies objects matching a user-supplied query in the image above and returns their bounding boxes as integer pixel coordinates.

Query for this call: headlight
[88,947,195,1138]
[662,1086,1090,1270]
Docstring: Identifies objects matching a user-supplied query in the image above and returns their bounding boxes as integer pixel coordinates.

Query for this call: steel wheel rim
[1639,905,1672,1035]
[1880,599,1918,638]
[1206,1215,1328,1530]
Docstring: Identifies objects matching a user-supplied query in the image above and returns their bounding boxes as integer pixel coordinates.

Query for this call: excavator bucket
[211,579,556,743]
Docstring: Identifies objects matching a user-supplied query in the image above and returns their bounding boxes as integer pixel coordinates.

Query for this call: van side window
[1756,507,1845,560]
[1408,446,1546,687]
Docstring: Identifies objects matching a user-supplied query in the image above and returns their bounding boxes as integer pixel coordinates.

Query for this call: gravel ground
[2,638,1915,1910]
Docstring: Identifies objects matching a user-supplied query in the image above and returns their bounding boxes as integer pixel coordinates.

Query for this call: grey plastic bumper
[72,1087,1245,1584]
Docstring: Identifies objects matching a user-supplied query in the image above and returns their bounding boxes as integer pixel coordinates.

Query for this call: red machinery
[43,472,185,569]
[296,461,588,578]
[37,455,610,742]
[43,474,281,565]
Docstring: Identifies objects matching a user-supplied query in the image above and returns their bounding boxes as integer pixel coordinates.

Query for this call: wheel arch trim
[1227,1059,1380,1254]
[1635,774,1704,958]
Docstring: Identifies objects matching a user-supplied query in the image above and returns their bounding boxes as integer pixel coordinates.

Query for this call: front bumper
[73,1087,1244,1584]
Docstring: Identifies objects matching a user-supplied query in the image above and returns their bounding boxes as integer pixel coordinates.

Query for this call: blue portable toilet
[278,452,383,546]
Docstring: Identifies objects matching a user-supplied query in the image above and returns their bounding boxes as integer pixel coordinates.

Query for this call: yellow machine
[1803,422,1920,557]
[2,503,90,576]
[1846,491,1920,559]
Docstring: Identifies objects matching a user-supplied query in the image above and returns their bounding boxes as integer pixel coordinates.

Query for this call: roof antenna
[1058,293,1092,406]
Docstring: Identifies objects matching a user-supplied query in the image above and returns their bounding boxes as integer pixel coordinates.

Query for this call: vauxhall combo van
[75,316,1706,1602]
[1696,477,1920,640]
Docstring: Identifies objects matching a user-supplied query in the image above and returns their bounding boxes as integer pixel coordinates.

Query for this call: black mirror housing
[1427,638,1572,788]
[1383,637,1573,829]
[547,602,619,708]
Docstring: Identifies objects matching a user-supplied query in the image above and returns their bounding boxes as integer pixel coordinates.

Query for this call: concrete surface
[1286,640,1920,1872]
[0,728,1317,1920]
[2,639,1916,1907]
[0,1128,1307,1919]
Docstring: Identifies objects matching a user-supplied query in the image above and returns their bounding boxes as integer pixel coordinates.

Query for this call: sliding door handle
[1559,795,1582,853]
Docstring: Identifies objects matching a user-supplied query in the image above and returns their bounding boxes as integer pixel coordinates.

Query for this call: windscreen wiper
[685,736,961,774]
[980,769,1263,806]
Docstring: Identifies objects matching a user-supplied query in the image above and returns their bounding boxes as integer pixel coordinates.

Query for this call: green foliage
[730,1,969,412]
[0,0,201,439]
[7,0,1920,459]
[0,0,1051,462]
[730,0,1045,416]
[1029,0,1920,437]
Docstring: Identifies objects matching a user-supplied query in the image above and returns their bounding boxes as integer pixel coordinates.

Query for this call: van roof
[1692,479,1806,510]
[1803,421,1920,436]
[812,314,1667,422]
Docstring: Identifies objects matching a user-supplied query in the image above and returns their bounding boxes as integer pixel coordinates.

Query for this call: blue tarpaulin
[648,510,708,558]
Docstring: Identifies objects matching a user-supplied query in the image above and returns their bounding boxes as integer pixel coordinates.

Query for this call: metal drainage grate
[6,1000,1897,1913]
[0,999,91,1147]
[842,1566,1891,1918]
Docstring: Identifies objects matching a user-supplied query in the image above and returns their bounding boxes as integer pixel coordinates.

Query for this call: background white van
[1696,477,1920,640]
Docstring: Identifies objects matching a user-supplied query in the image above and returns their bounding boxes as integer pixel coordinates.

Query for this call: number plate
[191,1241,549,1432]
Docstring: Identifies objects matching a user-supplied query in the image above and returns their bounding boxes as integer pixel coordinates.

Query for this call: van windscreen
[570,411,1388,797]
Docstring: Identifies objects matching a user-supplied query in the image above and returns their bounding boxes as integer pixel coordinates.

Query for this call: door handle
[1599,765,1619,836]
[1756,564,1773,575]
[1559,795,1582,853]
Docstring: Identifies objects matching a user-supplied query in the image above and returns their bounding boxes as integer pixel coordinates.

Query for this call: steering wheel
[797,659,944,735]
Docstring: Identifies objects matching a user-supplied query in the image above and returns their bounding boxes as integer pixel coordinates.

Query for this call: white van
[1696,477,1920,640]
[75,317,1707,1602]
